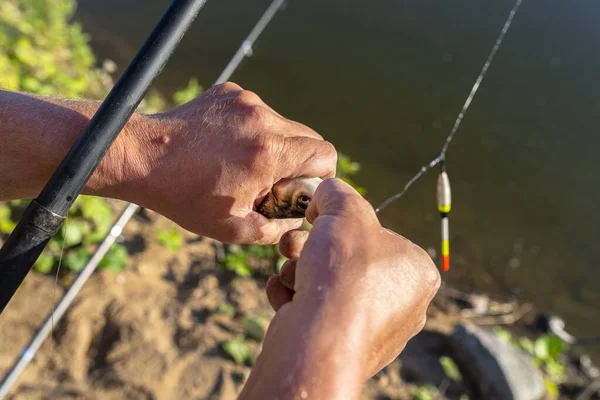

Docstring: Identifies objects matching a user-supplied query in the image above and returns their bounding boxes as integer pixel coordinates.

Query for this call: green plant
[336,153,366,195]
[246,244,276,260]
[494,328,568,397]
[0,203,16,234]
[242,314,269,342]
[222,336,254,366]
[216,302,236,316]
[156,227,183,252]
[172,77,202,106]
[0,0,107,98]
[440,356,462,381]
[410,384,438,400]
[99,243,128,272]
[220,251,253,277]
[0,195,125,275]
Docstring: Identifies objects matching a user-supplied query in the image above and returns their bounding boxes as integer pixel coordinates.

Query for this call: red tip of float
[442,255,450,271]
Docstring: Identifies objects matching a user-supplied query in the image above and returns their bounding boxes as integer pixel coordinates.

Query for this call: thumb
[251,216,304,245]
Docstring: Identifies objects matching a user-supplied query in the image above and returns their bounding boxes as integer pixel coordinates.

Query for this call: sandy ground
[0,205,417,400]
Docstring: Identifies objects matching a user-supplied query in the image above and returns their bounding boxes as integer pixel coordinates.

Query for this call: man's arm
[0,90,143,201]
[0,84,337,244]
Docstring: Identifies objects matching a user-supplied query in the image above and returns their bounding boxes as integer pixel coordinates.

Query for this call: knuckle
[257,225,283,245]
[414,315,427,335]
[238,104,273,126]
[323,140,337,159]
[412,245,441,293]
[217,81,243,93]
[236,89,263,105]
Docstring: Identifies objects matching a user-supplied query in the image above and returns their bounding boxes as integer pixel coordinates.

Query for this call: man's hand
[109,82,336,244]
[240,179,441,399]
[0,86,336,244]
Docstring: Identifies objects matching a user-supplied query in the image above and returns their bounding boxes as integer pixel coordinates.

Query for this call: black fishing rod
[0,0,209,314]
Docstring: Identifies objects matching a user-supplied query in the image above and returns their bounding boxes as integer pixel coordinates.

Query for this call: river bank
[0,204,597,399]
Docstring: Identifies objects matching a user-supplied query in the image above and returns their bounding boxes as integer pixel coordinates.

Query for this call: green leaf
[0,203,16,234]
[61,220,91,247]
[410,385,437,400]
[156,228,183,252]
[242,315,269,342]
[222,336,253,365]
[47,238,62,253]
[493,327,513,343]
[519,337,535,356]
[440,356,462,381]
[546,334,567,359]
[0,219,16,234]
[34,252,55,274]
[0,203,11,220]
[79,196,112,225]
[9,199,28,207]
[63,246,91,272]
[337,153,361,176]
[335,153,366,194]
[220,252,252,277]
[86,217,111,244]
[216,303,236,316]
[534,336,550,360]
[544,377,559,399]
[545,358,566,383]
[99,243,128,272]
[172,77,203,106]
[247,244,276,260]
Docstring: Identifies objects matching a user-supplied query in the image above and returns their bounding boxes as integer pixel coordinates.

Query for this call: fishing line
[376,0,524,214]
[374,0,524,271]
[45,219,67,380]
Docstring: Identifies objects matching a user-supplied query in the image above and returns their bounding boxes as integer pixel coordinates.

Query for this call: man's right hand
[240,179,441,399]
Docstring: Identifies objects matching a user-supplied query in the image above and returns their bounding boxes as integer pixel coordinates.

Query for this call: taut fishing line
[45,219,67,380]
[375,0,524,271]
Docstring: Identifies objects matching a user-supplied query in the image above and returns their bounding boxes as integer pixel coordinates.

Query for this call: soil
[0,203,597,399]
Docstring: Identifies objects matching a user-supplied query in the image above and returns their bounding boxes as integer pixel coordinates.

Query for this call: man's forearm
[0,90,146,202]
[239,300,368,400]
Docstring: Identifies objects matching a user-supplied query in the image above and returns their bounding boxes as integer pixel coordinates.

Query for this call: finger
[248,214,304,245]
[279,230,309,259]
[279,259,297,290]
[266,275,295,311]
[277,137,337,181]
[305,178,374,224]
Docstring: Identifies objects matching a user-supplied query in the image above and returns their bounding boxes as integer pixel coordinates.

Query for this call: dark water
[75,0,599,348]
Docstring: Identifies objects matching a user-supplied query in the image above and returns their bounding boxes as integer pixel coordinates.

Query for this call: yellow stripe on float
[441,239,450,256]
[438,204,451,213]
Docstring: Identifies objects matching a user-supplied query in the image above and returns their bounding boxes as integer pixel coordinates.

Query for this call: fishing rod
[375,0,524,272]
[0,0,209,314]
[0,1,288,395]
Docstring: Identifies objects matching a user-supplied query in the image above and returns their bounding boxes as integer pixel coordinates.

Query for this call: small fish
[258,177,323,219]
